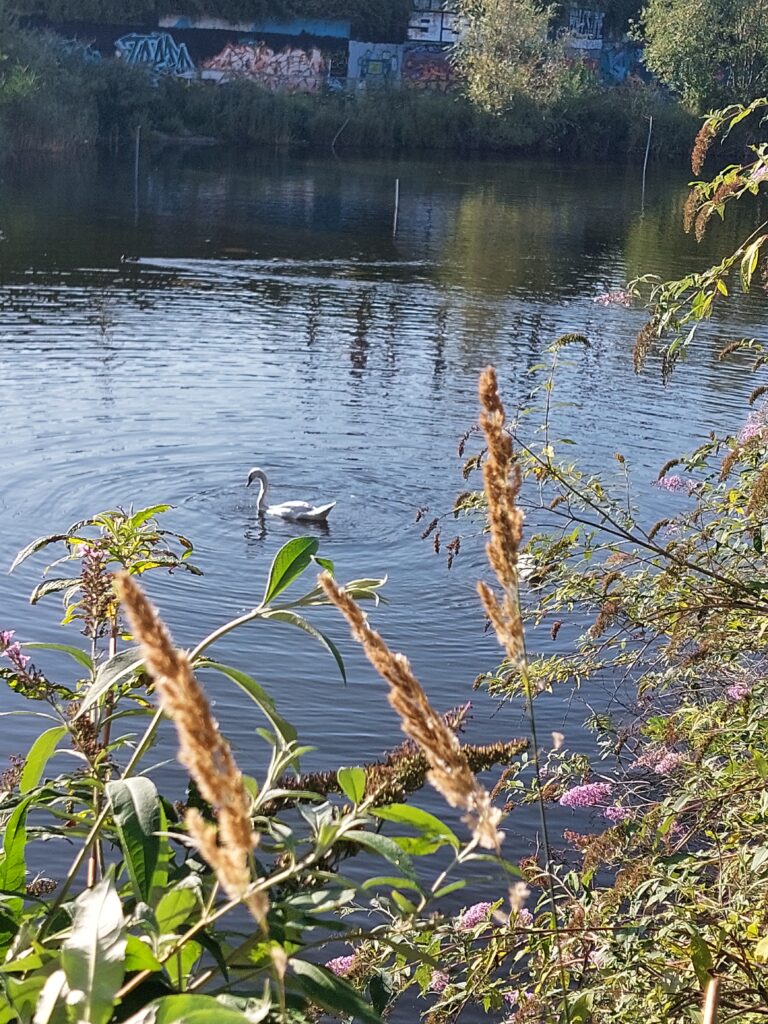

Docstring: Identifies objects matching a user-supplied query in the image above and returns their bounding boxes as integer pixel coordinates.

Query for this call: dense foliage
[634,98,768,377]
[641,0,768,110]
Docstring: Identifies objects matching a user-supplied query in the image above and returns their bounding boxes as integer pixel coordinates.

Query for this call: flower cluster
[726,681,751,701]
[654,474,696,494]
[739,405,768,443]
[429,970,449,993]
[325,955,356,977]
[1,630,30,671]
[511,906,533,928]
[559,781,613,808]
[654,752,684,775]
[457,901,493,930]
[604,805,632,823]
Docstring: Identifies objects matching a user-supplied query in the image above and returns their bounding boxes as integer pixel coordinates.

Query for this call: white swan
[246,467,336,523]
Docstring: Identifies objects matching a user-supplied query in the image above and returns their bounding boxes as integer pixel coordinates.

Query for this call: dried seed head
[319,573,502,850]
[114,573,266,924]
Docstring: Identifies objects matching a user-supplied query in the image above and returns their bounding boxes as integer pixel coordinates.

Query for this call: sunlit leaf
[61,878,126,1024]
[263,537,319,606]
[19,726,67,794]
[106,777,161,904]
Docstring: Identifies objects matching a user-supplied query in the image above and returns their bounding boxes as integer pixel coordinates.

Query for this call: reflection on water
[0,148,765,870]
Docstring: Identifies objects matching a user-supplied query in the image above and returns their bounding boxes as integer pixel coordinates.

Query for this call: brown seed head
[319,573,502,849]
[114,573,266,924]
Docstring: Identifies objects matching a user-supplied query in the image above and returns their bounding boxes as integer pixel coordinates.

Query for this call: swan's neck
[254,472,269,512]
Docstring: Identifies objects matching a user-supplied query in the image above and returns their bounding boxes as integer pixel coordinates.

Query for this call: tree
[454,0,566,112]
[642,0,768,111]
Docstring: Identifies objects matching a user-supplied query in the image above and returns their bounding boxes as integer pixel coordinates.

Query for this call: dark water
[0,149,763,869]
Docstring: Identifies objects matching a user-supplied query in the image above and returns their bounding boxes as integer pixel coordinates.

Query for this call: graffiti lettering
[202,41,326,93]
[114,32,195,76]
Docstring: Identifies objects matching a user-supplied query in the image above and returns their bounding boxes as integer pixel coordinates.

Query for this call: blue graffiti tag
[114,32,195,77]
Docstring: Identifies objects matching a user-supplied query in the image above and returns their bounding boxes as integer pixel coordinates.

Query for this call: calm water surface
[0,149,763,869]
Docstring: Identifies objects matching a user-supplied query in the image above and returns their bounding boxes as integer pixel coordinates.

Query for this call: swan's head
[246,467,267,488]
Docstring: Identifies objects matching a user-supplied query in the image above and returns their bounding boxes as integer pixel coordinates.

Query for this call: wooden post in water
[641,115,653,215]
[134,124,141,225]
[393,177,400,238]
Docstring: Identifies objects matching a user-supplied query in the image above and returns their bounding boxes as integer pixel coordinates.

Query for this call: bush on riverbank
[0,17,698,161]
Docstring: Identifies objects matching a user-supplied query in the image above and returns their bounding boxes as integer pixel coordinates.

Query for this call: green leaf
[165,940,202,989]
[263,537,319,606]
[345,831,416,880]
[105,777,161,904]
[368,971,394,1016]
[156,884,199,934]
[124,935,162,974]
[29,578,82,605]
[32,969,68,1024]
[689,931,713,989]
[9,535,69,573]
[0,796,33,911]
[290,959,381,1024]
[371,804,459,849]
[61,878,126,1024]
[150,994,254,1024]
[127,505,173,530]
[19,726,67,794]
[24,643,93,671]
[337,767,366,804]
[198,661,296,746]
[263,609,347,684]
[76,648,143,719]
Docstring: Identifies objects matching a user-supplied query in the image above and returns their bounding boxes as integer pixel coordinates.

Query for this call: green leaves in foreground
[105,777,163,904]
[290,959,382,1024]
[263,537,319,605]
[61,879,126,1024]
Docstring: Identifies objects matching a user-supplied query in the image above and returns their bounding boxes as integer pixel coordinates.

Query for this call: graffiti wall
[201,41,326,92]
[115,31,195,76]
[402,44,456,92]
[407,0,464,44]
[347,41,402,87]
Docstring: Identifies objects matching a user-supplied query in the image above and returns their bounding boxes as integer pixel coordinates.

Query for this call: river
[0,148,762,878]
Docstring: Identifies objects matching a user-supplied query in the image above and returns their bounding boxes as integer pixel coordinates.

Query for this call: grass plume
[319,573,503,850]
[114,572,267,924]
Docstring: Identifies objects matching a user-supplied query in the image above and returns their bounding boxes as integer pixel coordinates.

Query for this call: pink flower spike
[3,643,29,670]
[429,970,449,993]
[325,955,355,977]
[559,782,613,808]
[457,902,493,930]
[654,474,695,494]
[604,805,632,823]
[654,752,683,775]
[0,631,14,648]
[726,682,751,701]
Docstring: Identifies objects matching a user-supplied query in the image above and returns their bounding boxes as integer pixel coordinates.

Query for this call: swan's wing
[304,502,336,521]
[269,501,313,514]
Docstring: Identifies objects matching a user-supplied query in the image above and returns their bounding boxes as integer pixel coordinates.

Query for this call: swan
[246,467,336,523]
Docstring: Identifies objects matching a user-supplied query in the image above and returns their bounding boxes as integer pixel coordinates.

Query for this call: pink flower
[2,643,29,671]
[429,970,449,993]
[655,474,695,494]
[654,752,683,775]
[457,902,493,930]
[325,955,355,976]
[593,289,632,307]
[726,682,751,701]
[604,805,632,823]
[559,782,613,808]
[513,907,533,927]
[0,631,14,648]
